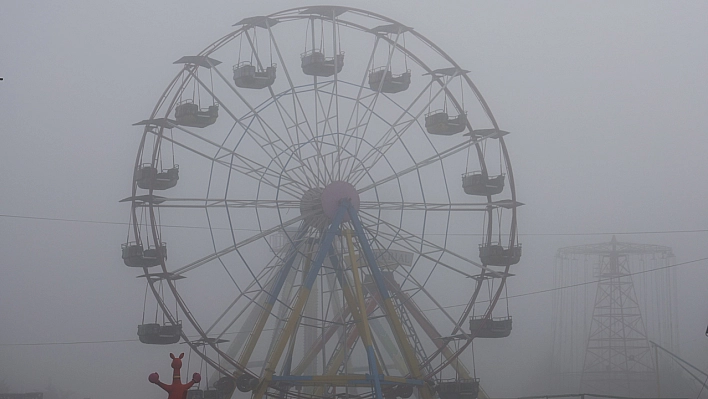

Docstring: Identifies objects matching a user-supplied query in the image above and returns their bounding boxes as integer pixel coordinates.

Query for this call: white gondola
[469,316,512,338]
[479,243,521,266]
[425,111,467,135]
[122,242,166,268]
[301,50,344,77]
[233,62,276,89]
[368,68,411,93]
[461,172,505,196]
[137,322,181,345]
[135,164,179,190]
[174,100,218,128]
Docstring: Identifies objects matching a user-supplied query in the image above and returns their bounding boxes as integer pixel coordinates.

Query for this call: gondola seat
[135,164,179,190]
[478,244,521,266]
[301,51,344,77]
[436,379,480,399]
[368,68,411,93]
[425,111,467,135]
[122,242,167,267]
[469,316,512,338]
[175,101,218,128]
[233,62,276,89]
[461,173,505,196]
[137,322,182,345]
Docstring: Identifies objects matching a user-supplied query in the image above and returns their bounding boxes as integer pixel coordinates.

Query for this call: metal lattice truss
[577,237,661,396]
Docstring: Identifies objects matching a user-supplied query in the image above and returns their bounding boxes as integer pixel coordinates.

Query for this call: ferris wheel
[122,6,521,399]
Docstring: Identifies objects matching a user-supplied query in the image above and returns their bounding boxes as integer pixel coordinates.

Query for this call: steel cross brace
[255,199,431,399]
[301,200,384,399]
[347,204,431,399]
[254,201,388,399]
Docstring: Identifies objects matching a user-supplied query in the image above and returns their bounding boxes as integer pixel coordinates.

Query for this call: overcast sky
[1,1,707,399]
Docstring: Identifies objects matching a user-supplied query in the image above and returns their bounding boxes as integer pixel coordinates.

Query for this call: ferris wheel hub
[321,181,360,221]
[299,181,359,229]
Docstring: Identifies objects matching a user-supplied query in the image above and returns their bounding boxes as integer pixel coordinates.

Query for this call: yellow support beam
[252,204,348,399]
[237,230,307,373]
[345,229,377,352]
[347,208,432,399]
[269,374,421,386]
[315,234,385,397]
[237,300,274,371]
[314,241,374,396]
[252,286,313,399]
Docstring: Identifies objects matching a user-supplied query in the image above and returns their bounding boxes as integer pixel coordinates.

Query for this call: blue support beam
[266,225,308,305]
[303,202,348,289]
[347,206,392,301]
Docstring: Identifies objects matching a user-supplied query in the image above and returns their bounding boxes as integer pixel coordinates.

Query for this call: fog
[1,1,707,399]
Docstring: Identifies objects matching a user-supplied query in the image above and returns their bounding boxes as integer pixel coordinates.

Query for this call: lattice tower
[551,236,677,396]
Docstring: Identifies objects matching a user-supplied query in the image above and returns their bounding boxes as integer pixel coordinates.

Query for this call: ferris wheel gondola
[367,24,411,94]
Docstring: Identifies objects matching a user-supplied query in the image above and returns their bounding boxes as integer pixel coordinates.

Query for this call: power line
[1,213,706,237]
[0,338,138,346]
[0,213,252,232]
[507,256,708,300]
[4,256,707,348]
[425,255,708,311]
[0,327,277,347]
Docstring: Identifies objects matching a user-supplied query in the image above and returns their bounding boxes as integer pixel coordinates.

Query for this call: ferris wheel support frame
[248,199,432,399]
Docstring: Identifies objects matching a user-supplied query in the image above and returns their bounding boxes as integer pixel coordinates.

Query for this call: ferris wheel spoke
[211,243,308,342]
[200,64,292,163]
[155,122,307,197]
[171,212,311,276]
[335,98,415,184]
[386,288,474,379]
[147,129,303,198]
[339,30,404,168]
[311,78,334,183]
[265,20,318,143]
[355,134,483,195]
[199,227,316,347]
[348,76,459,185]
[346,85,432,184]
[186,67,302,184]
[357,210,500,278]
[241,30,326,189]
[356,70,472,182]
[306,18,341,184]
[339,34,380,162]
[209,89,321,190]
[352,74,437,165]
[327,13,343,181]
[388,269,472,340]
[259,92,320,189]
[266,22,330,186]
[227,111,311,189]
[358,201,490,212]
[206,285,266,337]
[213,138,321,195]
[173,122,274,180]
[134,198,301,209]
[314,80,338,137]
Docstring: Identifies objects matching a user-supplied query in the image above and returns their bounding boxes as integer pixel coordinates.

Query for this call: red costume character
[149,353,201,399]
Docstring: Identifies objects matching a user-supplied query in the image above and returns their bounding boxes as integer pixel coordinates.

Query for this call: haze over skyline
[1,2,707,399]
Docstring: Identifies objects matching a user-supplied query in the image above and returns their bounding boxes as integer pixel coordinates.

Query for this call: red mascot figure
[149,353,201,399]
